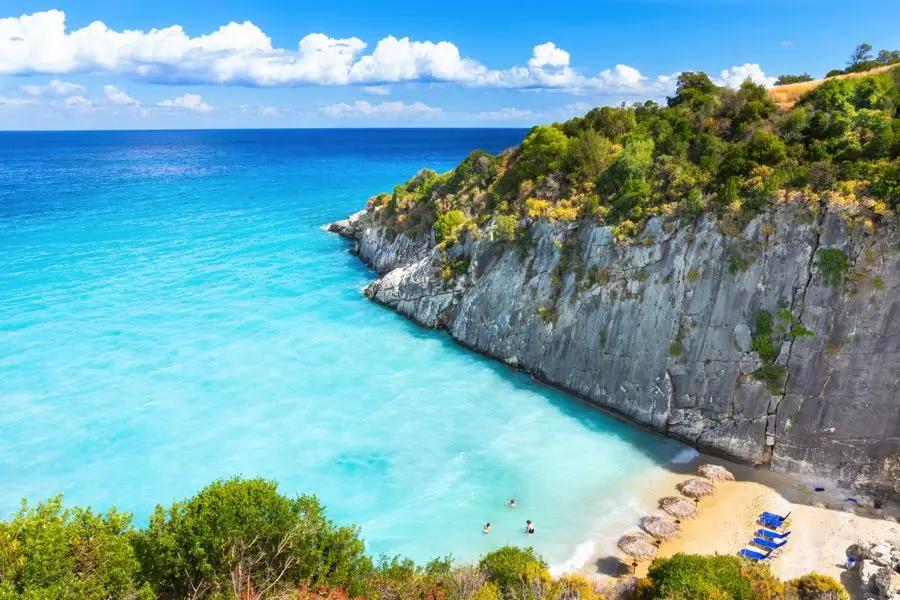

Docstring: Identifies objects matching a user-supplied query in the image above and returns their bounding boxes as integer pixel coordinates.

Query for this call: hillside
[331,66,900,498]
[769,63,900,108]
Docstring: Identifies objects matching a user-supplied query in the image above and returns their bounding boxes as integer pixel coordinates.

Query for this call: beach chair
[756,529,791,540]
[759,516,785,529]
[739,549,771,561]
[753,537,788,550]
[761,511,791,522]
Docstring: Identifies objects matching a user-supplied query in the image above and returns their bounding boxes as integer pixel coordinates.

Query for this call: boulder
[740,352,762,375]
[874,566,900,600]
[733,323,752,352]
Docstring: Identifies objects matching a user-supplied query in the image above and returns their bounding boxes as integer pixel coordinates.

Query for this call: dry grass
[768,63,899,108]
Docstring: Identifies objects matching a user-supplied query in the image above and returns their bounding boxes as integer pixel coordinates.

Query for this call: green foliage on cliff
[367,64,900,246]
[816,248,850,288]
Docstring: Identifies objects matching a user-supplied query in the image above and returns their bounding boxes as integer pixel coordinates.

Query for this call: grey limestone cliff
[329,204,900,498]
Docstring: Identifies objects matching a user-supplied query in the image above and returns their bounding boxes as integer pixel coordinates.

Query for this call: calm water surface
[0,129,692,568]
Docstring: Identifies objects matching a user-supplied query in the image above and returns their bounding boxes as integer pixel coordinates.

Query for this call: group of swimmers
[482,499,535,535]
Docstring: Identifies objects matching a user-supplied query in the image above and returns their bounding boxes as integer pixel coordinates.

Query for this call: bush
[785,573,849,600]
[518,126,571,180]
[0,495,151,600]
[478,546,548,589]
[775,74,814,86]
[494,215,520,241]
[816,248,849,288]
[755,363,788,394]
[434,210,468,243]
[133,477,372,599]
[642,554,751,599]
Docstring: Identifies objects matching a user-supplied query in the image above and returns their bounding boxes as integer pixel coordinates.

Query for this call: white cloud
[0,9,773,96]
[239,103,291,117]
[321,100,441,119]
[157,93,212,113]
[59,95,92,108]
[477,107,533,119]
[20,78,84,96]
[0,95,36,107]
[103,84,139,106]
[715,63,777,89]
[362,85,390,96]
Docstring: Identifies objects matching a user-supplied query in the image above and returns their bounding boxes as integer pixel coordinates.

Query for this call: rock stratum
[330,204,900,499]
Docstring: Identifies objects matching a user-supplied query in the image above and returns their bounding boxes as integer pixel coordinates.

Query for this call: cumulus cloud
[103,84,139,106]
[20,78,84,96]
[0,9,773,95]
[477,107,533,119]
[321,100,441,119]
[157,93,212,113]
[715,63,777,88]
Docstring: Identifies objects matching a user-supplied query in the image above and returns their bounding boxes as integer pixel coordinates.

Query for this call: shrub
[816,248,849,288]
[434,210,468,243]
[755,363,788,395]
[518,126,571,180]
[669,340,683,357]
[775,74,814,86]
[133,477,372,599]
[785,573,849,600]
[641,554,765,599]
[0,495,150,600]
[478,546,548,589]
[494,215,520,241]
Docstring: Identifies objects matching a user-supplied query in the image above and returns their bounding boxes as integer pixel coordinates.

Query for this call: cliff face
[329,205,900,498]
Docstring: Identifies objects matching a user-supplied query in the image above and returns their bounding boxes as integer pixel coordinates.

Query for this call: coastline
[575,453,900,591]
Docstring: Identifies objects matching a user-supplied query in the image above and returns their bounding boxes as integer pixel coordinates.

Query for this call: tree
[876,49,900,65]
[849,43,873,66]
[517,126,571,179]
[775,74,814,86]
[566,129,612,183]
[434,210,467,243]
[641,554,782,599]
[668,72,717,109]
[133,477,372,600]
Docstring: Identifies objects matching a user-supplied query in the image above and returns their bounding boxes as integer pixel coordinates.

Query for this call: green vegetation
[638,553,783,599]
[816,248,850,288]
[826,42,900,77]
[0,481,850,600]
[775,74,814,86]
[785,573,850,600]
[365,62,899,258]
[668,340,683,357]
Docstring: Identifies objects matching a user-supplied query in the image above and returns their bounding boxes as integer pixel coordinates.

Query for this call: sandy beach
[582,456,900,594]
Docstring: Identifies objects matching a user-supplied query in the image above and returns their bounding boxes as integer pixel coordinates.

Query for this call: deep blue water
[0,129,691,569]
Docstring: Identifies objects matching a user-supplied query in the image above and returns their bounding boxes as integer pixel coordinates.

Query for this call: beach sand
[581,456,900,595]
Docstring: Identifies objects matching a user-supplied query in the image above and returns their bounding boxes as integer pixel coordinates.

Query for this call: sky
[0,0,898,130]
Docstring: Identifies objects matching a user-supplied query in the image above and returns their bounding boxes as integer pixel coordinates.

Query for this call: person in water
[526,520,535,534]
[483,522,491,534]
[507,499,517,508]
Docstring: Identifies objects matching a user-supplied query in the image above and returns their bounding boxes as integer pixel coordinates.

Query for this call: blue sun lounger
[753,537,788,550]
[756,529,791,540]
[759,516,785,529]
[761,511,791,522]
[740,549,771,561]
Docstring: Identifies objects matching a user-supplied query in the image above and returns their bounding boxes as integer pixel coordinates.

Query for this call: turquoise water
[0,129,691,568]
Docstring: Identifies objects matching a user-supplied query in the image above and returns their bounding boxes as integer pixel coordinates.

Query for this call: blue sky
[0,0,897,129]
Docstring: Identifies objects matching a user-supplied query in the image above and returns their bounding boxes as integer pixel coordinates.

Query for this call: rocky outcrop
[330,204,900,499]
[849,540,900,599]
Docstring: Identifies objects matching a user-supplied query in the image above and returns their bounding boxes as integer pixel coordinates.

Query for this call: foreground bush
[0,480,852,600]
[133,477,372,599]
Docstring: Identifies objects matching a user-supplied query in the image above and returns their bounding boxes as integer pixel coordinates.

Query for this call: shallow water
[0,129,692,567]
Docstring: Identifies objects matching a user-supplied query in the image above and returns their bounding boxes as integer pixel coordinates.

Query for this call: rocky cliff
[329,204,900,499]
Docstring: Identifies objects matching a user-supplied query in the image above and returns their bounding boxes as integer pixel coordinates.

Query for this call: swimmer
[483,522,491,534]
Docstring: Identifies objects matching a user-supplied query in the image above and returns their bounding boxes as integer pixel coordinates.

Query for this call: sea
[0,129,695,571]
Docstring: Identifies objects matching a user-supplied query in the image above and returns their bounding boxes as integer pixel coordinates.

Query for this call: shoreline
[571,453,900,591]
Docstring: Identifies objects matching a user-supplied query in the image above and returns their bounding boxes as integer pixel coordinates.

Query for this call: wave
[549,538,596,577]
